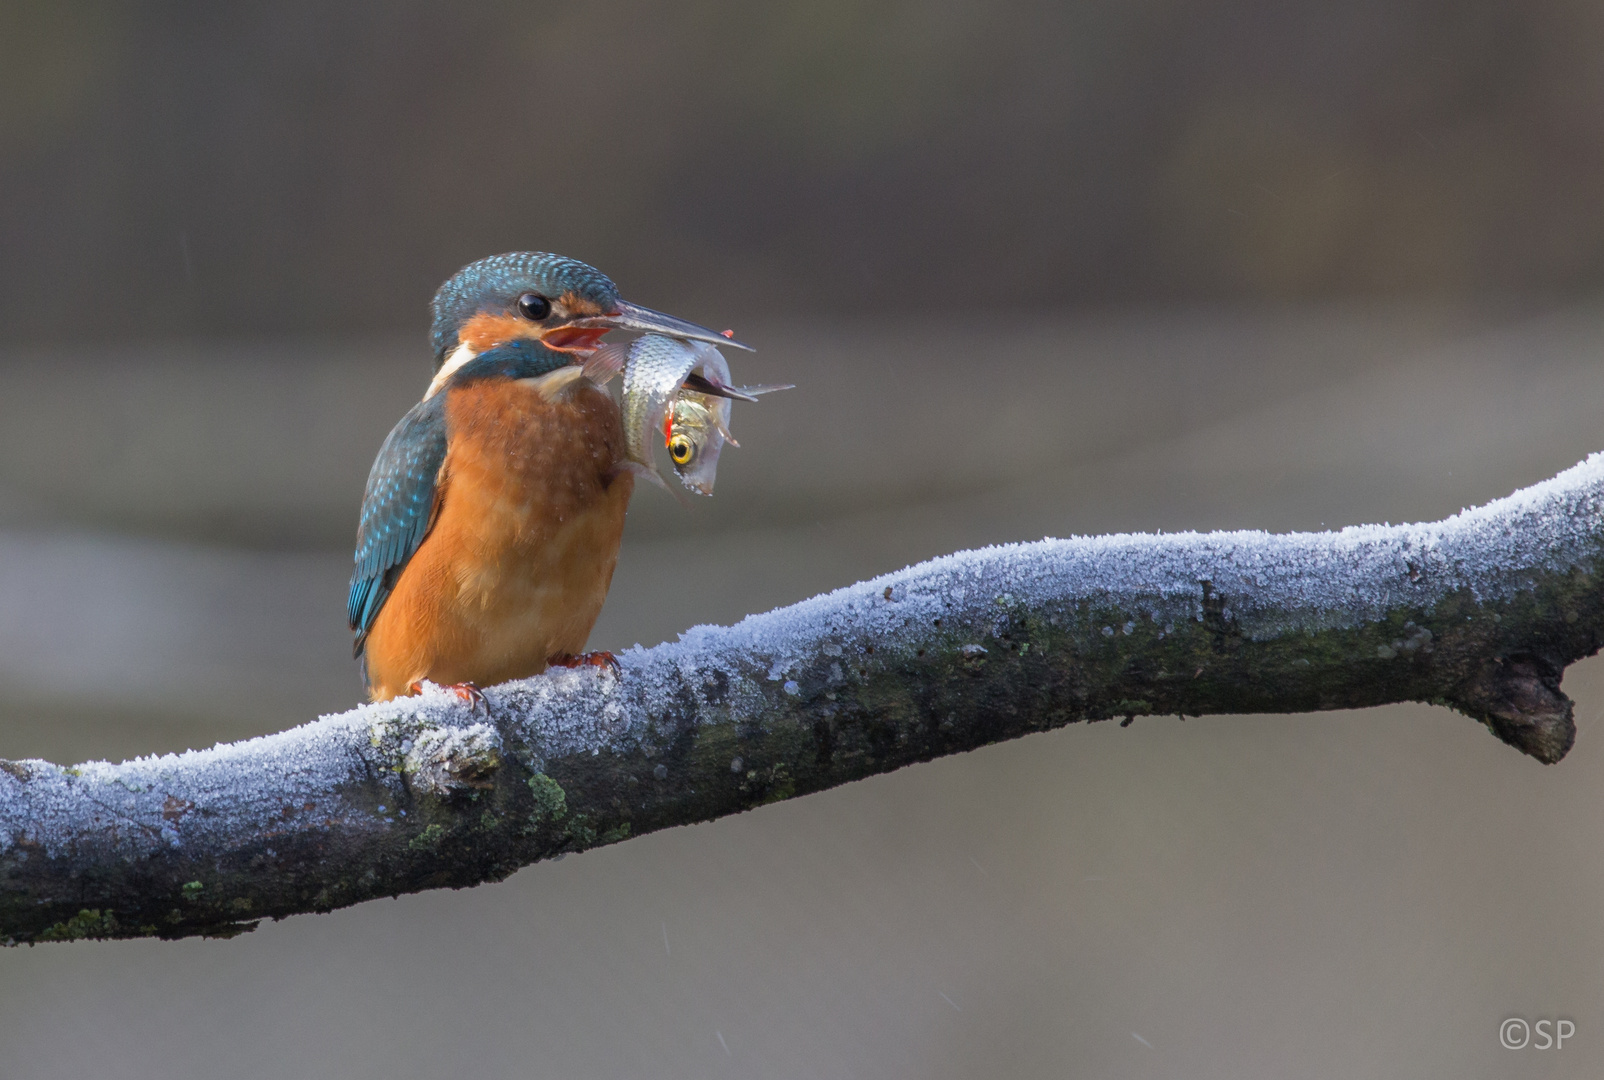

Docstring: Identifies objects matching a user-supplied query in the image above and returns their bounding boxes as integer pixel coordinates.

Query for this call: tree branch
[6,454,1604,943]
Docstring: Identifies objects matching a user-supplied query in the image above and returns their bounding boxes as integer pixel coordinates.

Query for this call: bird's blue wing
[348,393,449,654]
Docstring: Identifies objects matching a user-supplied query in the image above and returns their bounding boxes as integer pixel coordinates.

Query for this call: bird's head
[427,252,750,393]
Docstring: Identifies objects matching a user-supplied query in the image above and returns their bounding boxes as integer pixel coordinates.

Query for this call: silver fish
[618,334,788,496]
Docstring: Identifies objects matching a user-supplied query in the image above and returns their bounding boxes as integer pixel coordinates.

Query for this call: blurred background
[2,1,1603,1076]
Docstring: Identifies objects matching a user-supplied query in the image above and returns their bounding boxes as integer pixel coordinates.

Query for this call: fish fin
[583,341,628,385]
[612,459,692,506]
[730,382,794,398]
[517,365,589,401]
[611,459,668,490]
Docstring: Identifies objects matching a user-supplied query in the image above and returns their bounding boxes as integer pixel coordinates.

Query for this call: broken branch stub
[5,452,1604,943]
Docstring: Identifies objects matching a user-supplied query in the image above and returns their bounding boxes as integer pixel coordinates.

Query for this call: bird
[348,252,749,702]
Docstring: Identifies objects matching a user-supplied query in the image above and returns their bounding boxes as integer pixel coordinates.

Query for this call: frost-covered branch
[6,454,1604,943]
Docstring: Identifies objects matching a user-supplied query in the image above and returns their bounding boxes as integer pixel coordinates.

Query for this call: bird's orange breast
[361,374,633,701]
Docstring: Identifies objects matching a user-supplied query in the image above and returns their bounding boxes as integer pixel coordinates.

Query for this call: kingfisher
[348,252,749,702]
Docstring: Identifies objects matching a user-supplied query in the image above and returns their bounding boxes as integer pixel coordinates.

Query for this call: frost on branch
[5,453,1604,943]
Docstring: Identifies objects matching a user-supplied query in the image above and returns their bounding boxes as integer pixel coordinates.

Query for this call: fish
[663,386,735,495]
[617,333,789,496]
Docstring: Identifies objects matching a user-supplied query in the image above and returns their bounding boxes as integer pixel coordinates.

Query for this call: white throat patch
[425,340,479,400]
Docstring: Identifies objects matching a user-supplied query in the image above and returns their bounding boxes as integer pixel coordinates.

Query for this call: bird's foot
[547,652,621,679]
[410,680,488,712]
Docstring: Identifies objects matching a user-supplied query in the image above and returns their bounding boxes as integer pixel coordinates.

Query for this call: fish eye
[668,434,695,465]
[517,293,552,321]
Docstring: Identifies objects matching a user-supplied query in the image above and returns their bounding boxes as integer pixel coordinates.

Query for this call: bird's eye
[517,293,552,321]
[668,435,695,465]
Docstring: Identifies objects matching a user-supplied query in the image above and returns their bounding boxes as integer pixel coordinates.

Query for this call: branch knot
[1453,654,1576,765]
[402,724,503,796]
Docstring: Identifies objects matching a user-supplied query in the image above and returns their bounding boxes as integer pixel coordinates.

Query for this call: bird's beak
[570,301,755,352]
[680,370,794,403]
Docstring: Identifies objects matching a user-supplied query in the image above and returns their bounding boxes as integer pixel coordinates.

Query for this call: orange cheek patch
[458,310,609,354]
[459,312,536,353]
[559,291,609,317]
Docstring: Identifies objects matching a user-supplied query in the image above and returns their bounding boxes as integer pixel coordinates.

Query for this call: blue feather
[348,390,449,654]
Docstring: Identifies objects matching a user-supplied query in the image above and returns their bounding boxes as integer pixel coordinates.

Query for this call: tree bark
[5,454,1604,944]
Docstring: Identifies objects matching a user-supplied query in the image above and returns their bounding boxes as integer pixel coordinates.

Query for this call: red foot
[410,680,488,712]
[547,651,622,678]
